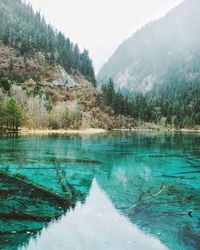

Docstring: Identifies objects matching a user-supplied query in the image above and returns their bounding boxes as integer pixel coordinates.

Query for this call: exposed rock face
[0,41,78,88]
[53,67,78,87]
[0,42,136,131]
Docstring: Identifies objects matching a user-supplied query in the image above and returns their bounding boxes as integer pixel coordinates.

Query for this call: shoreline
[1,127,199,136]
[113,128,200,133]
[19,128,107,135]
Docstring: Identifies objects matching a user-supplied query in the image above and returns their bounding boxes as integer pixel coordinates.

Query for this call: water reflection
[0,132,199,250]
[23,180,167,250]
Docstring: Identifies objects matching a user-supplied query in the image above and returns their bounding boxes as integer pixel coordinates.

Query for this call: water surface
[0,132,199,250]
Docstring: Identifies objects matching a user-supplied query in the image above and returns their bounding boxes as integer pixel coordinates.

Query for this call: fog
[28,0,184,73]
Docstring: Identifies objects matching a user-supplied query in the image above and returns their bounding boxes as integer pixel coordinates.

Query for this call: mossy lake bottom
[0,132,199,250]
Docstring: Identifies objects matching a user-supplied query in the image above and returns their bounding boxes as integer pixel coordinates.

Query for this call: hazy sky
[27,0,184,73]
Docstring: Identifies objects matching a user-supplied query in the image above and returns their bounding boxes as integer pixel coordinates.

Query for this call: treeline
[0,98,23,131]
[0,72,24,131]
[101,78,200,128]
[0,95,82,131]
[0,0,96,85]
[0,81,83,131]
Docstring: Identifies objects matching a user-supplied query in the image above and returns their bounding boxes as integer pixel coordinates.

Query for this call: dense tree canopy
[101,78,200,128]
[0,98,23,131]
[0,75,12,92]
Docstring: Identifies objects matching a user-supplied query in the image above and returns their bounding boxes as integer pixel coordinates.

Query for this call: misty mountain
[98,0,200,93]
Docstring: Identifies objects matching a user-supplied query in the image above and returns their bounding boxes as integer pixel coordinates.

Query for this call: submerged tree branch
[127,181,179,214]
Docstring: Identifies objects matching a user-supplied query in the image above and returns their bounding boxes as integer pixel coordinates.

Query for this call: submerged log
[54,161,74,201]
[0,171,73,208]
[0,210,59,222]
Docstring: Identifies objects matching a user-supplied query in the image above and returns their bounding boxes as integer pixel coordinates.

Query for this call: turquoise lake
[0,132,199,250]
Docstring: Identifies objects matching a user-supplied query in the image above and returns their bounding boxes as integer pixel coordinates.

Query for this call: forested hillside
[101,78,200,128]
[0,0,96,85]
[98,0,200,129]
[0,0,199,131]
[0,0,136,132]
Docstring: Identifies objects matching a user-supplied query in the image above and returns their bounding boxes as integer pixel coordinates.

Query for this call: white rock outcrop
[53,66,77,87]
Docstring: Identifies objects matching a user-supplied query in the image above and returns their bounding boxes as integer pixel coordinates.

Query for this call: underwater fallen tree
[0,209,60,222]
[0,170,74,208]
[54,161,74,201]
[127,181,180,214]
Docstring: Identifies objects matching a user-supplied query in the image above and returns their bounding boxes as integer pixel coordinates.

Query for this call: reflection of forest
[0,162,95,250]
[0,132,199,250]
[95,134,200,250]
[0,135,100,250]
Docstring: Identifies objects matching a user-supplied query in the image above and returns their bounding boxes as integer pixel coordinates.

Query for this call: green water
[0,132,199,250]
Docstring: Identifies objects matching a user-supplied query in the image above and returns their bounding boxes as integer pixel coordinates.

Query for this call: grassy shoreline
[18,128,107,135]
[113,128,200,133]
[18,128,200,135]
[1,127,199,136]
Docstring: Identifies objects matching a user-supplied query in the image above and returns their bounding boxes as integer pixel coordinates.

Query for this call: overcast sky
[27,0,184,73]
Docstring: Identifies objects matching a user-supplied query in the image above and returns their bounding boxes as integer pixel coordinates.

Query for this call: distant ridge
[98,0,200,93]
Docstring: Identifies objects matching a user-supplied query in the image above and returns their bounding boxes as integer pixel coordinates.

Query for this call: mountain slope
[98,0,200,93]
[0,0,137,131]
[0,0,96,85]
